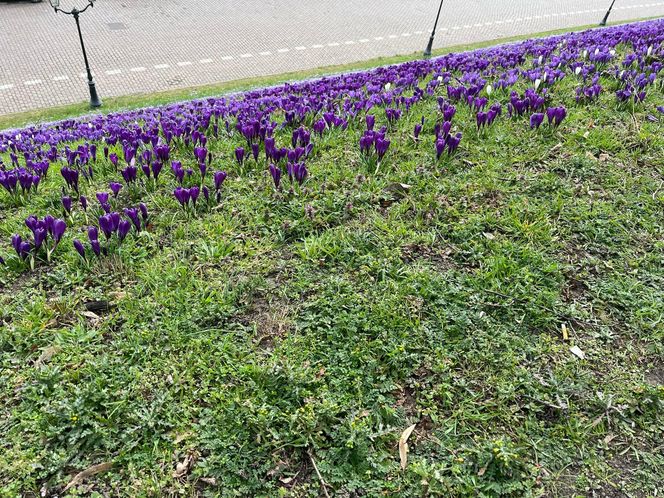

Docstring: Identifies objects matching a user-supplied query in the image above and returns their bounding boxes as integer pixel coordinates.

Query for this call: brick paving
[0,0,662,116]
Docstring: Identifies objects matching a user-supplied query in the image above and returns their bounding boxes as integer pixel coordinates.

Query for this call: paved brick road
[0,0,662,115]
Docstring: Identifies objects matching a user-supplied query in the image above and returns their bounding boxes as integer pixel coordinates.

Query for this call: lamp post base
[423,37,434,59]
[88,80,102,108]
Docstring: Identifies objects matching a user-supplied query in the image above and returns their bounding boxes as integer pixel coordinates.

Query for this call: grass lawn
[1,20,663,497]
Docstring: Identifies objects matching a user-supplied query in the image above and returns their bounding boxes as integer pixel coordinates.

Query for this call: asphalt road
[0,0,662,115]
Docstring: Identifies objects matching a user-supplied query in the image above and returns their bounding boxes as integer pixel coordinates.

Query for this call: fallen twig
[307,448,331,498]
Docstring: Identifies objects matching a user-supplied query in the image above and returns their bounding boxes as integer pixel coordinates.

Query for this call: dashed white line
[240,53,253,58]
[199,59,214,64]
[344,40,355,45]
[311,44,324,48]
[52,75,69,81]
[401,32,411,37]
[24,79,42,86]
[374,36,384,40]
[221,56,234,61]
[388,34,398,39]
[177,61,192,66]
[154,64,170,69]
[277,48,289,53]
[0,84,14,91]
[105,69,122,75]
[130,67,147,72]
[358,38,370,43]
[259,51,272,56]
[327,42,340,47]
[295,46,307,50]
[414,30,424,35]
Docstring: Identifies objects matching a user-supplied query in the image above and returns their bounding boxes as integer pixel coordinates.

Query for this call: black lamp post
[423,0,445,59]
[599,0,617,26]
[49,0,102,108]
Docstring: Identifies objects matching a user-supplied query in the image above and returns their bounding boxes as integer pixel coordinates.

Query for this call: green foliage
[1,35,664,498]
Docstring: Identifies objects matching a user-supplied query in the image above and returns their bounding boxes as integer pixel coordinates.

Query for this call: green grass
[1,17,658,132]
[1,25,664,498]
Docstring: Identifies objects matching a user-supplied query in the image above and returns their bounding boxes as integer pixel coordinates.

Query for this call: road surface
[0,0,662,115]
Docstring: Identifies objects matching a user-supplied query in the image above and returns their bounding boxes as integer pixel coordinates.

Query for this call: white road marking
[358,38,370,43]
[327,42,340,46]
[24,79,42,85]
[53,75,69,81]
[259,51,272,56]
[221,56,234,61]
[154,64,170,69]
[199,59,214,64]
[130,67,147,72]
[414,30,423,35]
[277,48,289,53]
[388,34,398,39]
[240,53,253,58]
[177,61,192,66]
[374,36,384,40]
[105,69,122,75]
[295,46,307,50]
[311,44,324,48]
[401,32,411,37]
[0,84,14,91]
[344,40,355,45]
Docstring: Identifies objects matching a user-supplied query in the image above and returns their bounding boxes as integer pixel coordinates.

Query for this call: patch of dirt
[401,243,456,271]
[239,294,291,352]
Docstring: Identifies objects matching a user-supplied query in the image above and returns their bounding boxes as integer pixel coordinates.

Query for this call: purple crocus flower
[109,182,123,198]
[375,137,390,161]
[269,163,281,189]
[73,239,86,259]
[88,226,99,242]
[414,124,423,140]
[202,186,210,203]
[80,195,88,211]
[190,186,200,206]
[435,138,446,160]
[152,161,163,180]
[530,113,545,129]
[173,187,190,207]
[213,171,227,191]
[96,192,109,205]
[235,147,245,166]
[124,207,141,231]
[33,228,47,251]
[121,165,138,183]
[90,239,101,257]
[51,219,66,245]
[99,214,115,239]
[118,220,131,242]
[109,153,119,169]
[366,114,375,130]
[62,196,72,214]
[139,203,148,222]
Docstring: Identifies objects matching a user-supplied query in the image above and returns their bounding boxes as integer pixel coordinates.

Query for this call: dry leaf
[35,346,59,367]
[570,345,585,360]
[482,232,496,240]
[200,477,217,486]
[63,462,113,492]
[399,423,417,470]
[478,466,487,477]
[173,453,196,478]
[81,311,100,320]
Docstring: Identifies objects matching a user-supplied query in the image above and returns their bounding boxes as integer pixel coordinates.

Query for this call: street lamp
[423,0,445,59]
[49,0,102,108]
[599,0,617,26]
